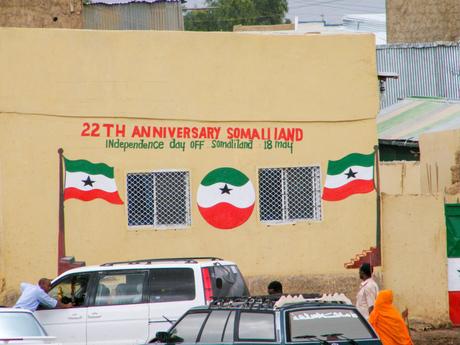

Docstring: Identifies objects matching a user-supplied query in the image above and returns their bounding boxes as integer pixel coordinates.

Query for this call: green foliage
[185,0,288,31]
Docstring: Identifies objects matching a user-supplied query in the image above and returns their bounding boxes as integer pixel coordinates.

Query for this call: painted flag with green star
[64,157,123,205]
[322,152,375,201]
[197,167,255,230]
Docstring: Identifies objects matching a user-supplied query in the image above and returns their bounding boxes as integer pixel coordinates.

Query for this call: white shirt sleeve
[37,289,58,308]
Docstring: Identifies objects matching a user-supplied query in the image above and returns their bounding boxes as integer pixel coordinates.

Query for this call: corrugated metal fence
[377,42,460,109]
[83,2,184,30]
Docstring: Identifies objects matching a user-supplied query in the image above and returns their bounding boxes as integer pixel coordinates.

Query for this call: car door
[147,267,202,338]
[35,272,92,345]
[86,270,149,345]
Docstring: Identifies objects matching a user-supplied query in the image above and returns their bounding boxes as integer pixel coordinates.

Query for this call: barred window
[259,166,322,223]
[127,170,191,229]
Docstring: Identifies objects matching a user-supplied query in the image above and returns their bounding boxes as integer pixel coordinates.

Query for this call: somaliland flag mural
[197,168,255,229]
[64,157,124,205]
[322,152,375,201]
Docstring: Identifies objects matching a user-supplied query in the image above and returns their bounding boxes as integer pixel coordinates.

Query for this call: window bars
[258,166,322,223]
[127,170,191,228]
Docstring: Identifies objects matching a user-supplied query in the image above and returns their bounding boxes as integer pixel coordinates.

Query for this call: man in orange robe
[369,290,413,345]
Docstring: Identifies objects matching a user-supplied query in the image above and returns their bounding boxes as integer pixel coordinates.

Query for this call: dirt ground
[411,328,460,345]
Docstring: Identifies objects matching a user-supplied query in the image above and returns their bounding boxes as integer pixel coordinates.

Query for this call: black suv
[153,296,382,345]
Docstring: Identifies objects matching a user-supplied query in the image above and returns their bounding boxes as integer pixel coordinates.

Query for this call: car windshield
[0,312,47,337]
[288,308,375,342]
[169,312,208,343]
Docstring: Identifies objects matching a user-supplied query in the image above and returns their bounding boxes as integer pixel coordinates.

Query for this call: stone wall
[387,0,460,43]
[0,0,82,28]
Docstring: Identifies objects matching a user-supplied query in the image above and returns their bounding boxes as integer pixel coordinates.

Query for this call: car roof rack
[101,257,223,266]
[210,296,278,310]
[209,294,352,310]
[209,294,324,310]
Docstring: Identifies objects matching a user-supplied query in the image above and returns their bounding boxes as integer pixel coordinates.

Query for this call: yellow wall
[382,194,449,324]
[0,28,379,303]
[420,129,460,195]
[380,162,421,195]
[0,28,378,122]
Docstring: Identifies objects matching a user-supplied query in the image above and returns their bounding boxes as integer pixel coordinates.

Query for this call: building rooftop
[235,14,386,44]
[377,97,460,141]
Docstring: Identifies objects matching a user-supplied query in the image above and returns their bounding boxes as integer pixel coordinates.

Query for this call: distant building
[0,0,184,31]
[234,14,386,45]
[377,42,460,109]
[83,0,184,30]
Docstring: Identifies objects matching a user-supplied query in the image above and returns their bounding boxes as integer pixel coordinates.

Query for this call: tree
[184,0,288,32]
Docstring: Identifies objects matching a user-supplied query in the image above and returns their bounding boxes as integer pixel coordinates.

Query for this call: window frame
[257,165,323,225]
[46,272,94,309]
[148,267,197,304]
[235,311,277,343]
[126,169,192,230]
[88,269,150,307]
[196,310,234,343]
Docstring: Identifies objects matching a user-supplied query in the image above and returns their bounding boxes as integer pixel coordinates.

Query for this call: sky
[184,0,386,25]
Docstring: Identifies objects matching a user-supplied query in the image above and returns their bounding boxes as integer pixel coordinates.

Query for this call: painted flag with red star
[64,157,123,205]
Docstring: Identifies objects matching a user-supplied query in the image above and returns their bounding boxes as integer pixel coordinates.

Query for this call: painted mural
[197,168,255,230]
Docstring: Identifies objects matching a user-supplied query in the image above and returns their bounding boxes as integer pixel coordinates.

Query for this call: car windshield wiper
[321,333,358,345]
[293,334,331,345]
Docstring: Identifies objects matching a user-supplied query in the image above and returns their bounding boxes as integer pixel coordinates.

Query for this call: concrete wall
[0,0,82,28]
[380,162,421,195]
[382,194,449,324]
[0,29,379,305]
[387,0,460,43]
[420,129,460,195]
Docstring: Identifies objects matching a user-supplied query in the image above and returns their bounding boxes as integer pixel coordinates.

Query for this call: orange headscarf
[369,290,413,345]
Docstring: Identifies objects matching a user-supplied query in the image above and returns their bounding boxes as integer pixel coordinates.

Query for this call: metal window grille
[259,166,322,223]
[127,170,191,229]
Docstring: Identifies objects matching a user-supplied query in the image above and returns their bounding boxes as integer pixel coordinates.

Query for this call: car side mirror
[155,331,182,344]
[155,332,169,343]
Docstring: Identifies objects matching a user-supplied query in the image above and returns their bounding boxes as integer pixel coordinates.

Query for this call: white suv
[34,257,249,345]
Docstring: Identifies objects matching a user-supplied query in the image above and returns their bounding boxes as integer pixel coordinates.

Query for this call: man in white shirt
[14,278,72,312]
[356,263,379,319]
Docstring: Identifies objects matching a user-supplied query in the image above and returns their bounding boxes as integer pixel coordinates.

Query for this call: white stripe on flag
[324,166,374,189]
[65,171,118,192]
[197,181,255,208]
[448,258,460,291]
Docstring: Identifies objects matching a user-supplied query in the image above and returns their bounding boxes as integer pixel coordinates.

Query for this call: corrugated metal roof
[377,42,460,109]
[377,97,460,140]
[89,0,178,4]
[83,2,184,30]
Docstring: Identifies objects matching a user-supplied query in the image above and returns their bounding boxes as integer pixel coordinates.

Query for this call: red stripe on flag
[198,203,254,230]
[322,179,374,201]
[449,291,460,325]
[64,187,124,205]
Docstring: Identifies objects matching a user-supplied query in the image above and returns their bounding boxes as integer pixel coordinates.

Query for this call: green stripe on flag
[64,158,114,178]
[446,204,460,258]
[201,167,249,187]
[327,152,374,176]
